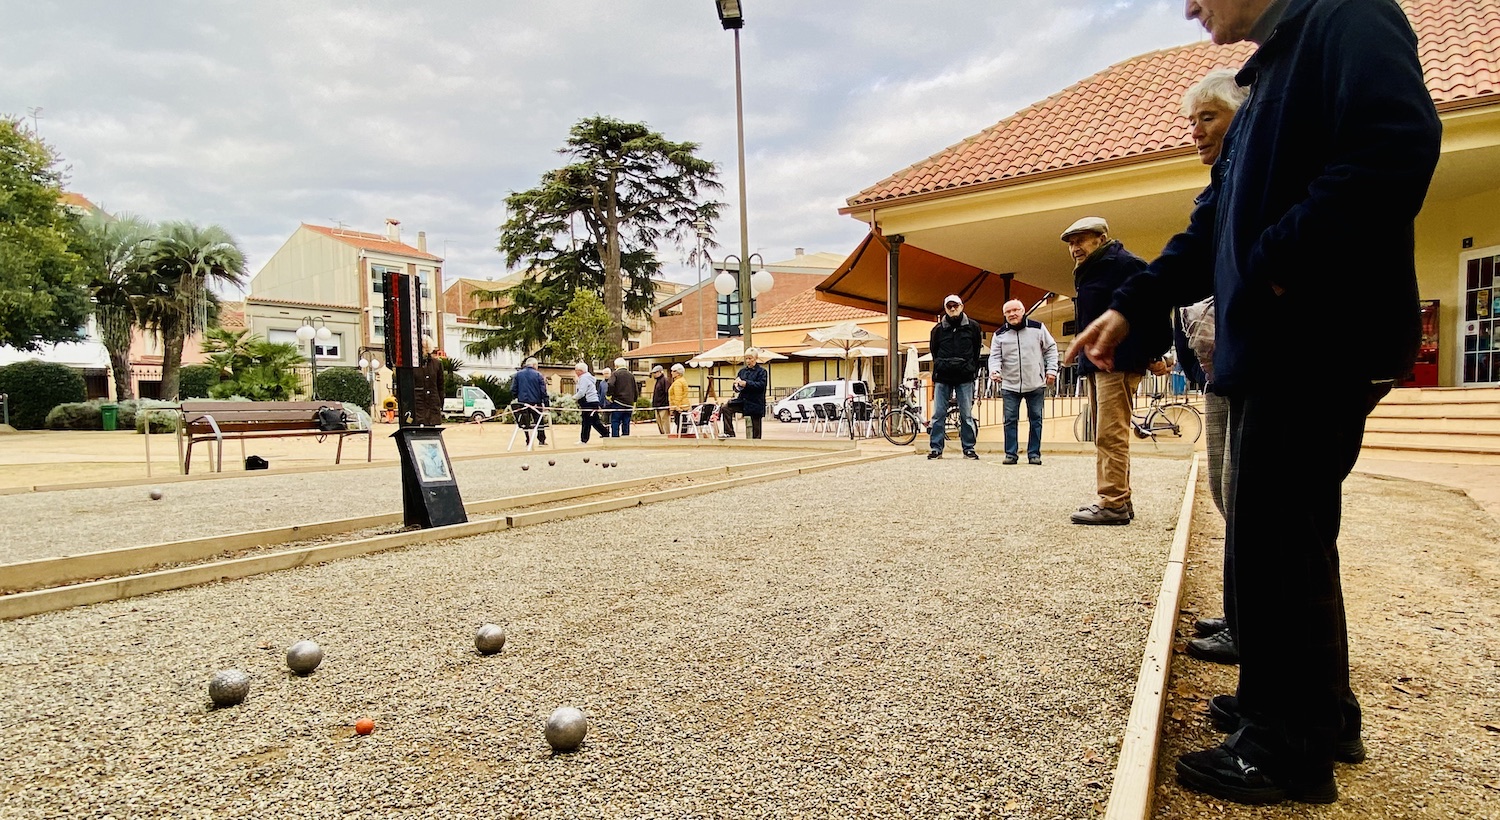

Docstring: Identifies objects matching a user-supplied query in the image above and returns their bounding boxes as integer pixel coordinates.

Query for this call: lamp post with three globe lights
[296,317,332,399]
[358,354,382,422]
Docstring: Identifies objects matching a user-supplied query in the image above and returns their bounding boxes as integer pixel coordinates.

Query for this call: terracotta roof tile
[302,223,443,262]
[750,288,882,329]
[849,0,1500,208]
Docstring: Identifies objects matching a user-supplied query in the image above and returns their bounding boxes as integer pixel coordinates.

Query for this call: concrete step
[1362,430,1500,451]
[1359,440,1500,464]
[1366,416,1500,433]
[1370,402,1500,419]
[1381,386,1500,404]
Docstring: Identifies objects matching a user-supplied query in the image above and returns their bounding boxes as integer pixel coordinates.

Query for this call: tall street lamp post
[358,354,382,421]
[693,219,711,353]
[714,0,753,349]
[297,316,332,399]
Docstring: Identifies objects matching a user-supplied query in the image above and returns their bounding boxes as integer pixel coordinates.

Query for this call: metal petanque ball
[285,640,324,675]
[521,464,530,471]
[474,623,507,655]
[583,457,590,463]
[548,460,555,467]
[544,706,588,752]
[149,487,164,501]
[208,669,250,707]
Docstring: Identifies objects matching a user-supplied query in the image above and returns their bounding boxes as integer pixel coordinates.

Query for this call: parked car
[443,385,497,421]
[772,379,868,423]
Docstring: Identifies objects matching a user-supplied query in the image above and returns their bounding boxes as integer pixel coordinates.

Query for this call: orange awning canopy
[815,232,1052,330]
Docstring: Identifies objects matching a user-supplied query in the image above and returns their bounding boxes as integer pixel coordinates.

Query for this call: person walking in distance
[649,364,671,435]
[927,295,982,460]
[607,357,639,437]
[1062,217,1171,525]
[988,299,1058,465]
[512,356,549,447]
[573,362,610,443]
[1068,0,1440,804]
[720,348,769,439]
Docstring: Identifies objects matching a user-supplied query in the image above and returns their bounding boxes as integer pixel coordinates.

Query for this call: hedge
[179,364,220,399]
[314,367,373,407]
[0,361,87,430]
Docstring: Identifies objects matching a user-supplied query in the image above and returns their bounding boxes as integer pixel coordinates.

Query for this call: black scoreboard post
[384,270,467,528]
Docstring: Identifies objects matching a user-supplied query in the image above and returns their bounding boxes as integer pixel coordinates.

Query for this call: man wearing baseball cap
[927,294,982,459]
[649,364,671,435]
[1062,217,1171,524]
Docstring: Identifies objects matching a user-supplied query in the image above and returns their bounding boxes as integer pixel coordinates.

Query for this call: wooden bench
[178,400,372,475]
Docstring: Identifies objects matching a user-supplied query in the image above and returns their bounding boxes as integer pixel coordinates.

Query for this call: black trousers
[721,400,762,439]
[579,400,610,442]
[1223,382,1387,773]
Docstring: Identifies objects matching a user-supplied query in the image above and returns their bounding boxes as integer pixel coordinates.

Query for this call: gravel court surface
[0,448,827,566]
[0,453,1188,819]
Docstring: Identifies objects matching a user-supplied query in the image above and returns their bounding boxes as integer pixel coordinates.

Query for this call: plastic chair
[848,400,874,438]
[691,402,718,440]
[795,405,812,432]
[507,402,555,452]
[821,402,841,437]
[811,403,829,434]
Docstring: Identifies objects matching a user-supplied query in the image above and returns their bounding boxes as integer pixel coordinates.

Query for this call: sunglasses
[945,303,961,309]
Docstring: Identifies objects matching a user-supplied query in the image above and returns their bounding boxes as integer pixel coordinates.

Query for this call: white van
[772,380,869,423]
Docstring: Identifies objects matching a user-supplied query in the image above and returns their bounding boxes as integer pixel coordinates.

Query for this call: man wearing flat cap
[1062,217,1170,525]
[927,294,982,459]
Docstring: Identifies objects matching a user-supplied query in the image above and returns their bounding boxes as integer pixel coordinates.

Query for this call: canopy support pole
[886,234,904,412]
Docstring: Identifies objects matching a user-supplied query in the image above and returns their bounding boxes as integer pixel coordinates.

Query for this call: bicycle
[876,386,964,446]
[1073,392,1203,443]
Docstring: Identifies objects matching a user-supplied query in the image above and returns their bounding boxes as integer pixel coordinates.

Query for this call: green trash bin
[101,403,119,431]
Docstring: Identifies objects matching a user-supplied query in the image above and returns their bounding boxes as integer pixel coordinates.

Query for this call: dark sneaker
[1195,616,1228,637]
[963,450,979,460]
[1187,628,1240,665]
[927,451,942,460]
[1175,745,1337,805]
[1002,455,1019,465]
[1070,504,1131,525]
[1028,456,1042,465]
[1079,500,1134,520]
[1208,696,1367,764]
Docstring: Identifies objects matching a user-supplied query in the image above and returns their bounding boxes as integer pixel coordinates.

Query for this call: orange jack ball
[355,718,375,735]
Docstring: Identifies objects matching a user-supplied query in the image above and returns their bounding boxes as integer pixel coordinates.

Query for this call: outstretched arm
[1063,310,1131,373]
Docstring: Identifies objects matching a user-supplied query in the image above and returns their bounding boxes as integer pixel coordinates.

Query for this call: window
[316,334,341,359]
[371,263,402,295]
[371,310,385,342]
[812,385,835,398]
[268,329,298,346]
[1463,252,1499,384]
[417,270,432,300]
[790,386,813,400]
[716,294,758,336]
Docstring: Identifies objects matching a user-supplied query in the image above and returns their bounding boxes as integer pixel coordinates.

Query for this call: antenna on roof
[328,219,347,235]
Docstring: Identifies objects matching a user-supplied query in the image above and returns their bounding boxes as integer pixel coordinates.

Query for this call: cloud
[1,0,1205,289]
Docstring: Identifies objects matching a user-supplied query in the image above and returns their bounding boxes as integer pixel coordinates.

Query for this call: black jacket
[929,313,982,385]
[1074,240,1169,375]
[1111,0,1441,393]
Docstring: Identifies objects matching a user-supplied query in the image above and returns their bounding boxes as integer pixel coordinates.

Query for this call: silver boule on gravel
[285,640,324,675]
[544,706,588,752]
[208,669,250,707]
[149,487,164,501]
[474,623,507,655]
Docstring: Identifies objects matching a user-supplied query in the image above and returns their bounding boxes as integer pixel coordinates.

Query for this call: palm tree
[78,213,153,401]
[142,221,247,400]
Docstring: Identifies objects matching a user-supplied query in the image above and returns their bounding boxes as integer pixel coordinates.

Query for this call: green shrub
[0,360,88,430]
[465,374,511,410]
[45,401,102,430]
[314,367,372,407]
[121,399,178,433]
[548,394,581,425]
[178,364,220,399]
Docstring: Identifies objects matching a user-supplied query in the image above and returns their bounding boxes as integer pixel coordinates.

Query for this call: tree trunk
[160,318,184,401]
[108,348,134,402]
[602,172,625,356]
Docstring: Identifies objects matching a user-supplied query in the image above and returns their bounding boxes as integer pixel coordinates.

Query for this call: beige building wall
[250,228,362,307]
[1415,187,1500,386]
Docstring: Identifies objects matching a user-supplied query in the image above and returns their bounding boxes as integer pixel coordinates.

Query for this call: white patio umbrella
[686,338,788,367]
[903,346,920,383]
[802,321,887,352]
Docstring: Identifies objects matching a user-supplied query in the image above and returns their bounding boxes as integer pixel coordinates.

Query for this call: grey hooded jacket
[987,319,1058,394]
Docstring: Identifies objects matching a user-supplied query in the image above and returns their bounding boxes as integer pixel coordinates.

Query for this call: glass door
[1462,250,1500,384]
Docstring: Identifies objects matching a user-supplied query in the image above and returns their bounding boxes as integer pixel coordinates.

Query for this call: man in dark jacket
[512,356,548,446]
[1069,0,1441,805]
[650,365,671,434]
[927,295,982,459]
[1063,217,1170,525]
[607,356,639,437]
[720,348,769,439]
[412,336,446,426]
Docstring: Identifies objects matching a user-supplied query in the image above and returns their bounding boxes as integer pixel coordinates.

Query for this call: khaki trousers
[1089,371,1142,508]
[655,409,671,435]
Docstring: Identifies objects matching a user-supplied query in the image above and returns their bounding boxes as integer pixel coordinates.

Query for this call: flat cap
[1060,216,1109,241]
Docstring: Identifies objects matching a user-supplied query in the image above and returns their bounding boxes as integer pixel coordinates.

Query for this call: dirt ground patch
[1153,471,1500,818]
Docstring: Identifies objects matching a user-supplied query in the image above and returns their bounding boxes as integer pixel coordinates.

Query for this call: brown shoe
[1071,504,1131,525]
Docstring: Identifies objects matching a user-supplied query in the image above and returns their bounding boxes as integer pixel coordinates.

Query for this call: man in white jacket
[988,299,1058,464]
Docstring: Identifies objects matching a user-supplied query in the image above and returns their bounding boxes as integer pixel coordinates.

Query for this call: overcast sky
[2,1,1208,294]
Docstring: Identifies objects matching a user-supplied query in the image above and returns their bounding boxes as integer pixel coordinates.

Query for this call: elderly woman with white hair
[667,363,690,436]
[572,361,610,443]
[1177,68,1248,667]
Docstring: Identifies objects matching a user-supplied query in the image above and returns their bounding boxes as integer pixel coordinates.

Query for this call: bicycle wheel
[945,406,962,440]
[882,410,919,446]
[1073,409,1091,442]
[1156,404,1203,443]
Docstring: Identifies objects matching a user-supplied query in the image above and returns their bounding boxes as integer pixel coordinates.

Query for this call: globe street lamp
[714,0,754,349]
[297,317,332,399]
[693,219,711,353]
